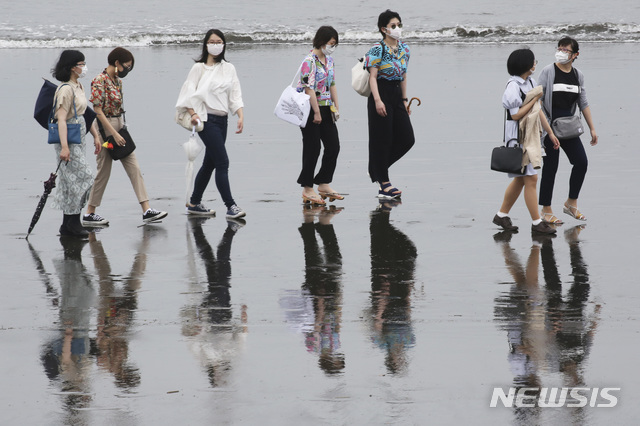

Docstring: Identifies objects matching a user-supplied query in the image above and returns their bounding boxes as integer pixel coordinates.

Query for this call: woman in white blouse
[176,29,246,219]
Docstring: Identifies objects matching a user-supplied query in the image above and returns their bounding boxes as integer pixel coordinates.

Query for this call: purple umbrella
[26,160,63,239]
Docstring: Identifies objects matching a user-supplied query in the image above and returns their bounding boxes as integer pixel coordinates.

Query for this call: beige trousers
[88,116,149,207]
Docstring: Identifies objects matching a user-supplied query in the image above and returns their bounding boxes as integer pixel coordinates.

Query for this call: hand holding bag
[491,110,525,174]
[47,84,82,145]
[176,109,204,132]
[274,60,312,128]
[98,113,136,161]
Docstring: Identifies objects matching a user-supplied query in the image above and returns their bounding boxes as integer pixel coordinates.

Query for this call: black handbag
[98,112,136,161]
[491,110,524,174]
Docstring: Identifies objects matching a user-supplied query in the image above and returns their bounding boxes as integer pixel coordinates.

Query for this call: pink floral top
[90,70,123,117]
[296,52,335,107]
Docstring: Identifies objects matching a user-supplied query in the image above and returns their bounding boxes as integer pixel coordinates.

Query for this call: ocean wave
[1,22,639,48]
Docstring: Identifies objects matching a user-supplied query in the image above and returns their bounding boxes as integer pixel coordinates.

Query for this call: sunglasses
[388,23,403,30]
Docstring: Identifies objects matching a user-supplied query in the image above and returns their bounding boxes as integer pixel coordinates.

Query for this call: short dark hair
[312,26,339,49]
[558,36,579,54]
[196,29,227,63]
[51,50,85,82]
[507,48,535,76]
[108,47,135,70]
[377,9,401,36]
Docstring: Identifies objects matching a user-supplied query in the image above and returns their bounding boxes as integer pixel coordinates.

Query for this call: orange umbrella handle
[408,97,421,109]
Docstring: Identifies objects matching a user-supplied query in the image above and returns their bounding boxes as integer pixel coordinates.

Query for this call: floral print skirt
[51,119,94,214]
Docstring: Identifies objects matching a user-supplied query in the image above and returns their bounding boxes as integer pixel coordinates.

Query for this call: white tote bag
[274,63,312,128]
[351,57,371,97]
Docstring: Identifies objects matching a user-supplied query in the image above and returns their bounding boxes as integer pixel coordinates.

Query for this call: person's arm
[56,106,70,162]
[509,92,542,121]
[330,85,339,112]
[582,106,598,146]
[235,107,244,134]
[305,87,321,124]
[539,110,560,149]
[94,105,125,146]
[369,67,386,117]
[90,120,101,155]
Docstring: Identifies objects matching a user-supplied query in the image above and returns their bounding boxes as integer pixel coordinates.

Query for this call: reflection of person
[89,226,162,390]
[364,9,415,199]
[40,236,95,421]
[367,201,416,373]
[297,26,343,206]
[297,205,345,374]
[493,226,600,420]
[181,217,247,387]
[493,49,558,235]
[176,29,246,219]
[50,50,100,238]
[538,37,598,224]
[83,47,167,227]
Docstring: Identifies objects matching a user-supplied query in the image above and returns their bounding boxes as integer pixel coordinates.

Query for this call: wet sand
[2,43,639,425]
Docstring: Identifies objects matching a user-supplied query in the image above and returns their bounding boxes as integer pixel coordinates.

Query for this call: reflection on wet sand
[40,236,95,425]
[366,201,417,374]
[493,226,600,423]
[38,226,162,421]
[281,205,345,374]
[181,217,248,388]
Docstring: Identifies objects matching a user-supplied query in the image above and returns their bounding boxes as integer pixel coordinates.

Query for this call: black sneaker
[82,213,109,226]
[493,214,518,231]
[531,221,557,234]
[186,203,216,216]
[143,208,168,223]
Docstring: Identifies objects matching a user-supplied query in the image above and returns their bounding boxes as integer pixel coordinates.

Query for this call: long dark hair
[196,29,227,63]
[51,50,84,82]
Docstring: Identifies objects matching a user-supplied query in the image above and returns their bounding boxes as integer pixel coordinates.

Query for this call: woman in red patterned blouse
[83,47,167,226]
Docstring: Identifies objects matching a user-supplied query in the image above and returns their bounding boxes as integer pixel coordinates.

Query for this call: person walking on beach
[297,26,343,206]
[493,48,558,235]
[538,37,598,224]
[83,47,167,227]
[50,50,101,238]
[176,29,246,219]
[364,9,415,199]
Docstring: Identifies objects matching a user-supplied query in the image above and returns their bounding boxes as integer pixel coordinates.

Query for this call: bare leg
[499,177,525,214]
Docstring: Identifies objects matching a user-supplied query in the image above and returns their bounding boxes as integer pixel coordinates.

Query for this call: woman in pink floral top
[83,47,167,226]
[296,26,343,205]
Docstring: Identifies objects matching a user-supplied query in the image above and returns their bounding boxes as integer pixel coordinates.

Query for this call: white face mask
[385,26,402,40]
[555,50,571,64]
[76,65,88,78]
[207,43,224,57]
[322,44,336,56]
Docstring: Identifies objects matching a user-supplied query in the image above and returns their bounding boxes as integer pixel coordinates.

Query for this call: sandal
[563,203,586,221]
[377,182,402,199]
[302,193,326,206]
[541,211,564,225]
[318,191,345,201]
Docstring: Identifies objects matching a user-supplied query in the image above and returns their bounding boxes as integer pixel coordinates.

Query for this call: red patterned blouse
[90,70,123,117]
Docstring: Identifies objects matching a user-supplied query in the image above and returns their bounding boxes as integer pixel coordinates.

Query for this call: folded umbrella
[26,160,63,238]
[182,126,204,204]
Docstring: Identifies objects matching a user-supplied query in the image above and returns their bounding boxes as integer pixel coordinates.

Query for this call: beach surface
[1,43,639,425]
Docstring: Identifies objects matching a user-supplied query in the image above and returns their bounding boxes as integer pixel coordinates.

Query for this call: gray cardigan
[537,63,589,122]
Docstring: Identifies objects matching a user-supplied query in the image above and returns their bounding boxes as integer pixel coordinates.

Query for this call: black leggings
[298,106,340,187]
[367,79,415,183]
[539,135,588,206]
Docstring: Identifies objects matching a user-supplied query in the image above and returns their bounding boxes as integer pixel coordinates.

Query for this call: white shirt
[502,75,536,145]
[176,61,244,120]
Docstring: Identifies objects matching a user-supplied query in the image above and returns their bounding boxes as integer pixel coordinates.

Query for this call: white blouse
[175,61,244,120]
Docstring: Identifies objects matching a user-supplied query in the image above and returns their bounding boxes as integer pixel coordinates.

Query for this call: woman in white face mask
[49,50,101,237]
[176,29,246,220]
[537,37,598,224]
[296,25,343,205]
[364,9,415,200]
